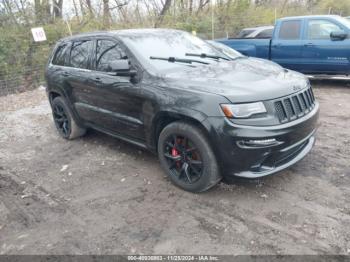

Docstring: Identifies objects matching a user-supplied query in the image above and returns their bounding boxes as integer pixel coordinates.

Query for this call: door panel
[71,68,99,121]
[62,39,97,121]
[300,19,350,74]
[85,39,145,141]
[47,42,72,96]
[86,73,145,140]
[271,20,303,71]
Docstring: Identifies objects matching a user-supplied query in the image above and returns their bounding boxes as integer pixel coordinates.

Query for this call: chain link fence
[0,39,56,96]
[0,29,225,97]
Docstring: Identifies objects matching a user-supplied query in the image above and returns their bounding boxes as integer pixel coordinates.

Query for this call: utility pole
[211,0,215,40]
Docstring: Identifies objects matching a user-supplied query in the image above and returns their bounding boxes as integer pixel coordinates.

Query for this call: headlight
[220,102,267,118]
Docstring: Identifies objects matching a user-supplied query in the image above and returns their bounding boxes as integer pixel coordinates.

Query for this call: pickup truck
[237,25,274,39]
[218,15,350,75]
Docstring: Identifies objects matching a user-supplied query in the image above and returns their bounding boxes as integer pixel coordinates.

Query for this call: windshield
[121,30,229,72]
[337,16,350,29]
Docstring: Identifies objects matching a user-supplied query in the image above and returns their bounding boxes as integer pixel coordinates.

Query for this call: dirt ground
[0,80,349,255]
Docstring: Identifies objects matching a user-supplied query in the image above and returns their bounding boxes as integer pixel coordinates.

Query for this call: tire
[158,121,221,192]
[51,96,86,140]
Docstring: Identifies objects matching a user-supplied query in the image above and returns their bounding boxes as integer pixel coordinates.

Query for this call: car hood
[162,57,309,103]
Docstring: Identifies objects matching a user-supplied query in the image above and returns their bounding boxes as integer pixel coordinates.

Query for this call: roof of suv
[59,28,183,42]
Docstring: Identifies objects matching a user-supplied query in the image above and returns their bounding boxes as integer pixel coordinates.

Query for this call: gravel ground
[0,80,349,255]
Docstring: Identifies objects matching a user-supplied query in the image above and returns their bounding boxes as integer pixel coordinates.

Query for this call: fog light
[237,138,283,148]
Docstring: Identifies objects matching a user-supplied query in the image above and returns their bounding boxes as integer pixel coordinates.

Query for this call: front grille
[274,87,316,123]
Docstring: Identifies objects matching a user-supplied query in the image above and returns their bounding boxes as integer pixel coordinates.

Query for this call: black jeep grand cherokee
[45,29,319,192]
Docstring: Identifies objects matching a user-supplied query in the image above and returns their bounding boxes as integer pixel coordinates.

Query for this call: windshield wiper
[150,56,209,65]
[230,56,248,61]
[185,53,230,61]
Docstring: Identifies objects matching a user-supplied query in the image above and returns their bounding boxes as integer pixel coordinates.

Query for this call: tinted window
[279,20,301,40]
[237,29,254,38]
[256,29,273,39]
[96,40,126,72]
[307,20,342,40]
[70,41,92,69]
[52,43,70,66]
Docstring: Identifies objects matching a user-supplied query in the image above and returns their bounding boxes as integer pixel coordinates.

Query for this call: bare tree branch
[155,0,172,27]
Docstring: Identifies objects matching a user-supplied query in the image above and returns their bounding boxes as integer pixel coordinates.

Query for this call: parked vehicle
[45,29,319,192]
[236,26,274,39]
[218,15,350,75]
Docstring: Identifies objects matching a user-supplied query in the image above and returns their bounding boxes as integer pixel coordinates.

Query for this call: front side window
[279,20,301,40]
[307,20,342,40]
[70,40,92,69]
[96,40,126,72]
[52,43,70,66]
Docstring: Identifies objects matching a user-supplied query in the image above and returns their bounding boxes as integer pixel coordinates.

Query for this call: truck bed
[217,38,271,59]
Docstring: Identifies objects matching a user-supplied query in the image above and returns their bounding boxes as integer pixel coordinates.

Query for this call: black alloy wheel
[53,103,71,137]
[51,96,86,140]
[158,121,221,192]
[163,134,204,184]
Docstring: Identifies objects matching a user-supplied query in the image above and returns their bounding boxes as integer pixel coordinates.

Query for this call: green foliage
[318,0,350,15]
[0,0,349,94]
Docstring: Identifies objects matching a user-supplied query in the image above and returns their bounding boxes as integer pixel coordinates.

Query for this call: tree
[155,0,172,27]
[318,0,350,15]
[35,0,51,23]
[197,0,210,13]
[53,0,63,19]
[85,0,94,18]
[103,0,111,27]
[2,0,19,25]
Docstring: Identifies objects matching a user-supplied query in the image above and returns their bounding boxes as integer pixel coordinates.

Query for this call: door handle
[304,43,314,47]
[62,72,69,77]
[272,43,282,48]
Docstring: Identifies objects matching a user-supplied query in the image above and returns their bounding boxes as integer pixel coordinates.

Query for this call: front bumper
[204,102,319,179]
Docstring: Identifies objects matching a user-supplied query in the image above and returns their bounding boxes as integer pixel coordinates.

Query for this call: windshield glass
[337,16,350,29]
[121,30,229,72]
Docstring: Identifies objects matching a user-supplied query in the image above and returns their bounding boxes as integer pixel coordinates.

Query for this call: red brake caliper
[172,139,181,168]
[171,147,178,157]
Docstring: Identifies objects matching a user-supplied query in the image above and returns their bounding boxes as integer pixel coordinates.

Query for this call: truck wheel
[51,97,86,139]
[158,121,221,192]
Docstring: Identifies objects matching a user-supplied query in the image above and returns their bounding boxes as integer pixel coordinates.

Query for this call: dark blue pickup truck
[218,15,350,75]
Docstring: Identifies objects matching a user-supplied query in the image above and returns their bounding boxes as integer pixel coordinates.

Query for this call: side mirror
[107,60,137,77]
[330,30,347,41]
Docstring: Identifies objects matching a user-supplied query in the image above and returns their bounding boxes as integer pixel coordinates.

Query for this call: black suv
[45,29,319,192]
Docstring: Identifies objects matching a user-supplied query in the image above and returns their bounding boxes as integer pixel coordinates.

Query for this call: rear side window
[237,29,254,38]
[256,29,273,39]
[279,20,301,40]
[96,40,127,72]
[52,43,70,66]
[70,40,92,69]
